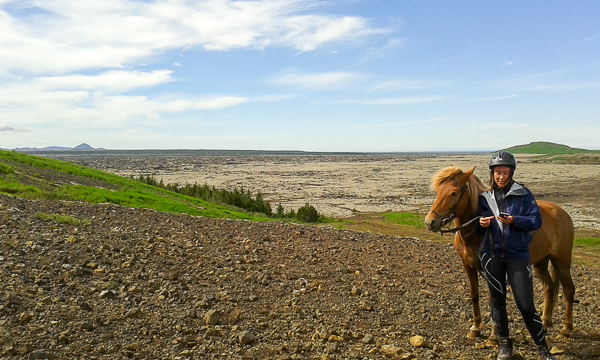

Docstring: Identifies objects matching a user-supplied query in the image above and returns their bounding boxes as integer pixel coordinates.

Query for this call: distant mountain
[504,141,598,155]
[72,143,95,151]
[13,143,104,152]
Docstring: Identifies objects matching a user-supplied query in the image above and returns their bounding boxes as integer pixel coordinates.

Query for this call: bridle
[429,178,479,235]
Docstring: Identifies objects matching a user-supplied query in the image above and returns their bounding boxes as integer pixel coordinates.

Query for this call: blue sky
[1,0,599,152]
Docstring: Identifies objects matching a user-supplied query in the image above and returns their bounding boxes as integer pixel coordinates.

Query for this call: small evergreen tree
[276,203,285,218]
[133,175,322,220]
[296,203,320,223]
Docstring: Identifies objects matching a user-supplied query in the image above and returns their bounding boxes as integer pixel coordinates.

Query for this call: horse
[424,166,575,341]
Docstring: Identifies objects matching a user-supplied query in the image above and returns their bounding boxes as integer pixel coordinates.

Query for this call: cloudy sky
[1,0,599,152]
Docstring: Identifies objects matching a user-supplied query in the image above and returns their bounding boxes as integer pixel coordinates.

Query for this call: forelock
[431,166,463,191]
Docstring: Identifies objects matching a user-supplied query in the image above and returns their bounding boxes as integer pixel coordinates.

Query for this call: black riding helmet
[488,150,517,169]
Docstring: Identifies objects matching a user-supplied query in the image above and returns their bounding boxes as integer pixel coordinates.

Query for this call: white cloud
[271,71,364,90]
[331,117,450,129]
[0,0,397,150]
[582,34,599,43]
[368,79,447,92]
[34,70,174,93]
[0,123,29,133]
[0,83,249,129]
[360,37,406,62]
[465,94,517,102]
[33,127,293,150]
[490,68,600,93]
[341,96,450,106]
[0,0,388,75]
[520,82,600,92]
[158,96,250,112]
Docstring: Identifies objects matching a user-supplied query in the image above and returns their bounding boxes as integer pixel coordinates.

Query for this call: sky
[1,0,599,152]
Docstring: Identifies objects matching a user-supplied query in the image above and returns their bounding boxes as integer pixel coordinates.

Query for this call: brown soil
[1,195,599,359]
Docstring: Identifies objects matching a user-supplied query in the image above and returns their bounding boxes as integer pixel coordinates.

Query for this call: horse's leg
[464,264,482,339]
[532,257,555,330]
[551,260,575,336]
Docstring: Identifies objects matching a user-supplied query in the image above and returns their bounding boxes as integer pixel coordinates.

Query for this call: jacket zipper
[500,201,506,258]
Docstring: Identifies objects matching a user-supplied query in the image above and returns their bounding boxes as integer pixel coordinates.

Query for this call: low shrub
[0,163,14,174]
[35,213,92,226]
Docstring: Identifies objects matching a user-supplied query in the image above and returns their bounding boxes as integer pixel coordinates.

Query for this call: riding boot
[538,344,556,360]
[497,337,513,360]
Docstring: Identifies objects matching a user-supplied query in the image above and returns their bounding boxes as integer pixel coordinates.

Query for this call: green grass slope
[0,150,269,221]
[505,141,598,155]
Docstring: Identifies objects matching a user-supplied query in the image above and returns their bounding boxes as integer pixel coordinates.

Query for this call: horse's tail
[549,261,561,304]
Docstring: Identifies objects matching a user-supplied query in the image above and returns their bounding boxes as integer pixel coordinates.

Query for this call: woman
[475,151,555,360]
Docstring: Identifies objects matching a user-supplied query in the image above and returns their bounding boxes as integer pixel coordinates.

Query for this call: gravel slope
[1,195,599,359]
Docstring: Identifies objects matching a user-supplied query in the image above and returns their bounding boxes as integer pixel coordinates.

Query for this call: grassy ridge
[0,150,268,221]
[505,141,599,155]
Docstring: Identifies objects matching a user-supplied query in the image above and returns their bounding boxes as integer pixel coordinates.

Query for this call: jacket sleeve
[511,189,542,232]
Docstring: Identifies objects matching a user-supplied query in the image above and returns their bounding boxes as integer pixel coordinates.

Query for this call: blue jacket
[474,182,542,260]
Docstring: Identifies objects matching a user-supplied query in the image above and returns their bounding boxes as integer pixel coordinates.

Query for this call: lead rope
[477,227,492,278]
[438,215,481,235]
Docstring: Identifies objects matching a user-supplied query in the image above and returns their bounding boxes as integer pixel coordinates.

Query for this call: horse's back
[530,200,574,264]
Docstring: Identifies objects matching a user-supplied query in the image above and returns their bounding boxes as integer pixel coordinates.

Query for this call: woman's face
[493,166,512,188]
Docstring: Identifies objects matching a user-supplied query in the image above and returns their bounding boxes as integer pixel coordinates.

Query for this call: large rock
[381,344,403,357]
[409,335,426,348]
[204,309,220,325]
[239,330,256,345]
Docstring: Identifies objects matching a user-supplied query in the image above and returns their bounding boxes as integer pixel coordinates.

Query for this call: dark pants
[479,252,546,346]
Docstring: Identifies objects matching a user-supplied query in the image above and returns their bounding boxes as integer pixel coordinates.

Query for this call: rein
[439,215,481,235]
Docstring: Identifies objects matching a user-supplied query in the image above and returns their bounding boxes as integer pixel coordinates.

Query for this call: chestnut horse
[424,166,575,340]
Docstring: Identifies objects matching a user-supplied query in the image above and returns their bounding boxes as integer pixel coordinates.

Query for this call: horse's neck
[455,193,483,248]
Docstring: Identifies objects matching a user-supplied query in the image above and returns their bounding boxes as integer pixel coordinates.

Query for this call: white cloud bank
[0,0,387,145]
[1,0,387,75]
[270,71,365,90]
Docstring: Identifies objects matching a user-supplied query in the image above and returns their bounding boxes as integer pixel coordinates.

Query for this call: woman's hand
[479,216,495,228]
[497,214,514,225]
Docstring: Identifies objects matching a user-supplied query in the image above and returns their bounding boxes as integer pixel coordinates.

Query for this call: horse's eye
[452,192,459,196]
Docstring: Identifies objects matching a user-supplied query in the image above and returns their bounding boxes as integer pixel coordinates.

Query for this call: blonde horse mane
[431,166,489,215]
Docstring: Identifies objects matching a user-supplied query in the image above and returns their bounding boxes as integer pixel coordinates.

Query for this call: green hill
[504,141,598,156]
[0,150,268,221]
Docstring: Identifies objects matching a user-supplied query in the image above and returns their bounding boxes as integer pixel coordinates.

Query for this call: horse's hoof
[486,336,498,346]
[467,326,480,339]
[560,327,572,338]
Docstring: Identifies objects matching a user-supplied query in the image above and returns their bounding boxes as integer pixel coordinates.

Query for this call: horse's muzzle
[424,212,442,232]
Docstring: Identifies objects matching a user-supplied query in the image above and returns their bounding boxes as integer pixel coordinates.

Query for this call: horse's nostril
[424,218,437,230]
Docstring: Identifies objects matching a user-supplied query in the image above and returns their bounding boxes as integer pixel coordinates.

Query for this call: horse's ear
[464,166,476,180]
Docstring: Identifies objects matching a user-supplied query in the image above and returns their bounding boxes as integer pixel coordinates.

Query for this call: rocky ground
[1,195,599,359]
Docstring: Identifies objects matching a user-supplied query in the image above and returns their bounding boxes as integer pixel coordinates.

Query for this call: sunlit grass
[575,237,600,247]
[382,212,425,228]
[0,150,269,221]
[35,213,92,227]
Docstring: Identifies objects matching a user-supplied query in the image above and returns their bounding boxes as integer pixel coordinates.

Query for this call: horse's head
[424,166,478,233]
